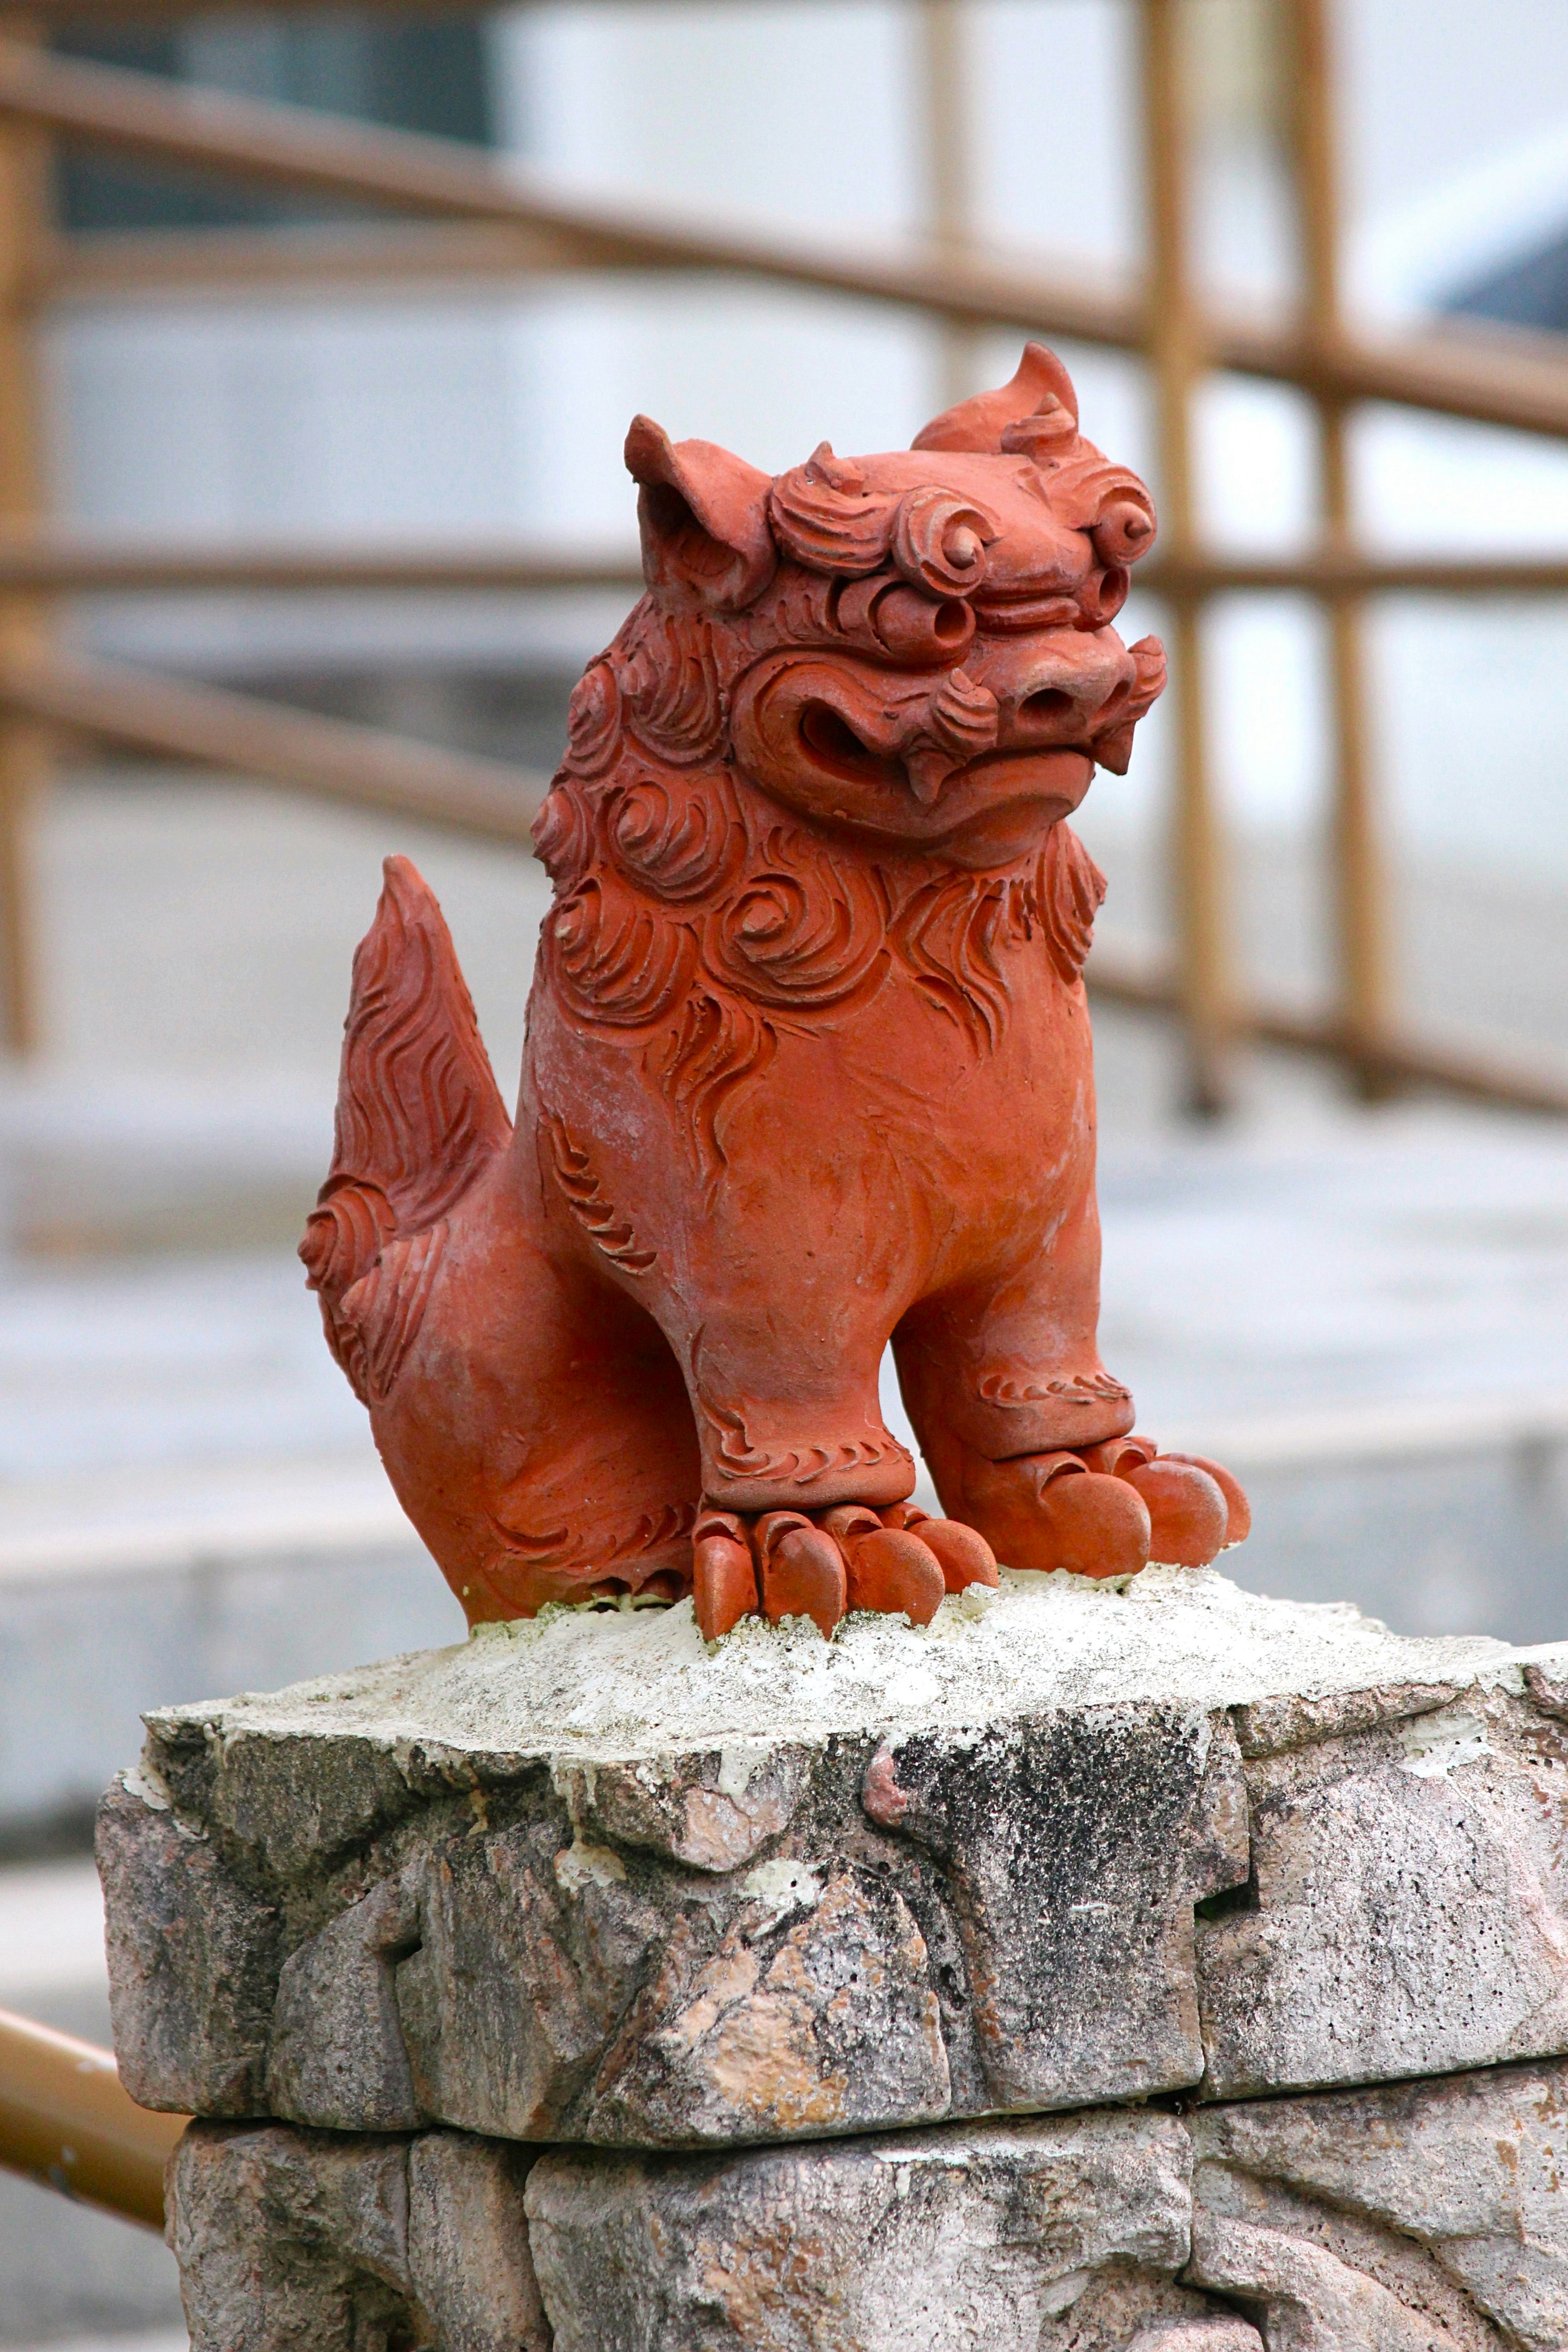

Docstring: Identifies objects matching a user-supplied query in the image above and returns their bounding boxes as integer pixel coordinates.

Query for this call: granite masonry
[100,1567,1568,2350]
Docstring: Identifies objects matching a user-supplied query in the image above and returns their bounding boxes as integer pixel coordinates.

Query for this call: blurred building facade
[34,0,1568,976]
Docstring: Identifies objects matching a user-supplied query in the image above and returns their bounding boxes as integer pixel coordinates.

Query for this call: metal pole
[1138,0,1232,1116]
[916,0,978,413]
[1282,0,1391,1098]
[0,12,48,1056]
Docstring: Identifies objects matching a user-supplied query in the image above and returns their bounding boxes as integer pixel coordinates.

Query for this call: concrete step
[7,2336,185,2352]
[0,1484,458,1850]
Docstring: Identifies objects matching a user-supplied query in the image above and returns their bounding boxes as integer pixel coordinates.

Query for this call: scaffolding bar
[0,13,46,1054]
[1140,0,1232,1115]
[1281,0,1391,1096]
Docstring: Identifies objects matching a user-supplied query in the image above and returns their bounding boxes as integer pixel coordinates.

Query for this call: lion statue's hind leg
[303,857,702,1625]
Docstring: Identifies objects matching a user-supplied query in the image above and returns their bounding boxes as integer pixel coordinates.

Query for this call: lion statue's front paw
[692,1500,998,1640]
[958,1436,1250,1581]
[690,1437,1249,1638]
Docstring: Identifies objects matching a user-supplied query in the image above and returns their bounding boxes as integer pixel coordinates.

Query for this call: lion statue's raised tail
[300,855,511,1407]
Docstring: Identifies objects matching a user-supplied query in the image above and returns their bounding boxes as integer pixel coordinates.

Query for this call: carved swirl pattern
[486,1499,695,1577]
[300,1179,393,1319]
[978,1367,1131,1409]
[531,780,593,894]
[695,1386,909,1486]
[547,870,695,1029]
[481,1510,569,1566]
[542,802,1105,1172]
[702,844,888,1013]
[616,605,726,764]
[548,1116,657,1275]
[658,984,776,1179]
[324,867,510,1237]
[563,661,622,776]
[892,485,998,596]
[768,452,901,576]
[339,1221,449,1403]
[766,450,999,604]
[606,770,742,903]
[880,824,1103,1046]
[891,872,1013,1049]
[304,857,512,1398]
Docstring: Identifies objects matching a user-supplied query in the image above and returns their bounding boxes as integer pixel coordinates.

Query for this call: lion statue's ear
[911,343,1080,455]
[625,415,777,610]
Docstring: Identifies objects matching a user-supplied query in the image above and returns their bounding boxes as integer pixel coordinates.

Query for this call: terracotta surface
[301,346,1247,1634]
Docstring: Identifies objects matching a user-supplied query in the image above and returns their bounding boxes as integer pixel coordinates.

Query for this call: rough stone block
[1127,2327,1263,2351]
[1198,1684,1568,2098]
[524,2109,1217,2351]
[163,2061,1568,2350]
[98,1771,279,2114]
[169,2106,1241,2352]
[864,1705,1248,2111]
[99,1570,1568,2146]
[167,2119,548,2352]
[266,1870,421,2130]
[572,1861,952,2146]
[1189,2058,1568,2350]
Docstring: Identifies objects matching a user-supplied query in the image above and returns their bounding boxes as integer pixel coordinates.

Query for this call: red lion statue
[301,346,1248,1640]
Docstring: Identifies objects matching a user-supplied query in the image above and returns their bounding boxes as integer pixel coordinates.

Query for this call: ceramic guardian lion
[302,346,1250,1640]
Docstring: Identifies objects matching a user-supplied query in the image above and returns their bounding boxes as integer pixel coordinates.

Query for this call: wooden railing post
[1138,0,1232,1116]
[0,12,48,1057]
[1281,0,1392,1099]
[916,0,978,414]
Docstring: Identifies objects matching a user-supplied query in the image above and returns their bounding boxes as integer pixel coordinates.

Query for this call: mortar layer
[153,1564,1562,1765]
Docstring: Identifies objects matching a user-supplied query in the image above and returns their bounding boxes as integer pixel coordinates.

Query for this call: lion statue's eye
[1090,497,1155,568]
[893,488,999,597]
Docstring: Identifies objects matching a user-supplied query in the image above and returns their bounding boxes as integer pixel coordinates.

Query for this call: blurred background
[4,0,1568,2338]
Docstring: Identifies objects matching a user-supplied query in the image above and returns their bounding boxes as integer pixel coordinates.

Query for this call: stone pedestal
[100,1566,1568,2349]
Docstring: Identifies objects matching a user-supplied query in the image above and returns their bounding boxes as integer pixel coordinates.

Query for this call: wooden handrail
[1148,553,1568,597]
[3,45,1568,448]
[0,537,646,592]
[47,219,604,300]
[1087,952,1568,1120]
[0,647,550,847]
[5,535,1568,599]
[0,2005,187,2230]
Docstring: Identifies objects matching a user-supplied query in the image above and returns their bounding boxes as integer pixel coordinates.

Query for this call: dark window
[1447,231,1568,336]
[55,9,495,232]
